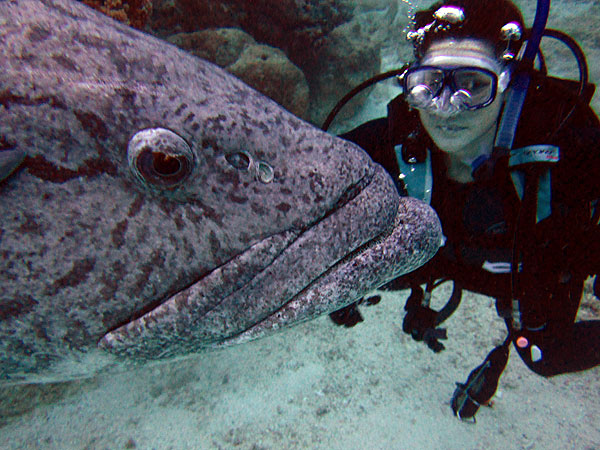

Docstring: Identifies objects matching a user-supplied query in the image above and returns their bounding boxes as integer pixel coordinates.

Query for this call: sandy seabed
[1,285,598,450]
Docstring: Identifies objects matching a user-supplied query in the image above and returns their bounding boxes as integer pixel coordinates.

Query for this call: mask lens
[450,89,471,108]
[407,84,434,108]
[452,69,495,107]
[405,68,444,108]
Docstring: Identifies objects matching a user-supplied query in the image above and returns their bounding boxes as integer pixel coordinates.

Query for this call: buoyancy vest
[383,72,600,300]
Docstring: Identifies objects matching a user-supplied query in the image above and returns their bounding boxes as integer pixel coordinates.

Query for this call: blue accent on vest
[394,144,432,204]
[394,144,559,223]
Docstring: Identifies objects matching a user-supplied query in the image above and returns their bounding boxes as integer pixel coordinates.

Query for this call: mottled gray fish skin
[0,148,26,182]
[0,0,442,382]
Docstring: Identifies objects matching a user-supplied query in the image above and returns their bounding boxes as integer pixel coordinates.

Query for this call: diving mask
[402,65,499,116]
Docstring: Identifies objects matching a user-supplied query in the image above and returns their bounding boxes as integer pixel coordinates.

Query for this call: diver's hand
[329,301,364,327]
[403,304,447,352]
[329,295,382,327]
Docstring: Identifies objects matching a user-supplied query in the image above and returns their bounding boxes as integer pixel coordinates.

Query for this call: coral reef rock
[168,29,309,118]
[91,0,407,125]
[82,0,152,29]
[228,45,310,118]
[151,0,352,62]
[167,28,255,67]
[151,0,375,124]
[304,17,381,125]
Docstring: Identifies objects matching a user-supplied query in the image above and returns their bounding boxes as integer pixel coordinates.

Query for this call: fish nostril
[225,151,252,171]
[256,161,274,183]
[225,151,274,184]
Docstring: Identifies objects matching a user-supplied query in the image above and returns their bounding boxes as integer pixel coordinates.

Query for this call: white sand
[2,286,599,449]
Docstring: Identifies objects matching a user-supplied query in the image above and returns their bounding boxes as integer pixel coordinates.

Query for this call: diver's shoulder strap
[509,144,560,223]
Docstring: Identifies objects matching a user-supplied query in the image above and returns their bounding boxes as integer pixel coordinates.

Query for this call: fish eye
[128,128,194,189]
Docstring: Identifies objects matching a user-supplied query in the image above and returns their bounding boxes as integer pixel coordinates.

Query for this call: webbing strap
[509,144,559,222]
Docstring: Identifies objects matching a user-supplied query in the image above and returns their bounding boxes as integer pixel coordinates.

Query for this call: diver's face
[416,39,509,155]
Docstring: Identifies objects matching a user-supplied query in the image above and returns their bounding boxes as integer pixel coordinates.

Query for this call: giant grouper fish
[0,0,442,384]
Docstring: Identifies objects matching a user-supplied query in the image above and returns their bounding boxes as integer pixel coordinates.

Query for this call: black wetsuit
[336,72,600,378]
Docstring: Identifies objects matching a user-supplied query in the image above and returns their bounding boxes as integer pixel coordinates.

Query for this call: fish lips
[99,165,442,360]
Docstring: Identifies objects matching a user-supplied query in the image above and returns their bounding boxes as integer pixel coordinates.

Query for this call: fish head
[0,0,442,382]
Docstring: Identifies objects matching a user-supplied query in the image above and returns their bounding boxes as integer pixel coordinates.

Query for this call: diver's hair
[410,0,525,59]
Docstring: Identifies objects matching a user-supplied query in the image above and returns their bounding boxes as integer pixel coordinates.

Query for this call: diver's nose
[430,87,461,118]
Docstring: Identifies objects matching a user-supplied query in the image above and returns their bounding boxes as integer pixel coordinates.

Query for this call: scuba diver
[326,0,600,421]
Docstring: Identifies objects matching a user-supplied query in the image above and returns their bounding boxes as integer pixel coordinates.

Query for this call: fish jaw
[99,167,442,360]
[223,196,442,346]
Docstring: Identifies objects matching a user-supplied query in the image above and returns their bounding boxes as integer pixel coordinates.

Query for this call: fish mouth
[99,165,441,360]
[221,194,441,347]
